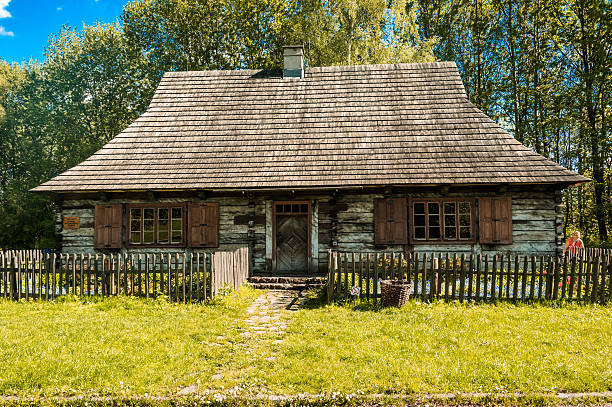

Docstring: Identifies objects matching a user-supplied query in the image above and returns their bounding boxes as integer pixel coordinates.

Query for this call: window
[410,199,475,243]
[275,203,309,215]
[127,204,185,247]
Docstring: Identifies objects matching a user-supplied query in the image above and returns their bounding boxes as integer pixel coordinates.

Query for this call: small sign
[350,286,361,296]
[63,217,80,230]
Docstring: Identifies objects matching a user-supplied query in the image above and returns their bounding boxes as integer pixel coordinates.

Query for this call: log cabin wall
[58,195,265,267]
[56,185,563,275]
[329,187,560,257]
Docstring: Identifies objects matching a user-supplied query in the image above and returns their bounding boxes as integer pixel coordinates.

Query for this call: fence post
[459,254,466,302]
[421,253,427,302]
[326,250,332,303]
[591,256,600,304]
[467,253,474,301]
[490,255,498,302]
[512,255,520,301]
[430,255,438,301]
[561,255,568,300]
[432,256,439,299]
[584,256,593,301]
[374,253,379,305]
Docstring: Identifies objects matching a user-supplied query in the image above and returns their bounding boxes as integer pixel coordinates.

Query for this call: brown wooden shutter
[374,199,388,245]
[479,197,512,244]
[374,198,407,245]
[389,198,408,244]
[94,204,123,249]
[188,203,202,247]
[188,202,219,248]
[478,198,494,244]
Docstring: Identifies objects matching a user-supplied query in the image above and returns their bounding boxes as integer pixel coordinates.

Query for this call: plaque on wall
[63,217,80,230]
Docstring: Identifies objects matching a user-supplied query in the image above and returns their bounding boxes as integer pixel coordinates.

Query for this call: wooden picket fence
[327,250,612,304]
[0,248,249,302]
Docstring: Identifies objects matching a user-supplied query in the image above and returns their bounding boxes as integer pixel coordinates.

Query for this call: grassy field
[0,288,259,397]
[0,289,611,399]
[231,298,612,395]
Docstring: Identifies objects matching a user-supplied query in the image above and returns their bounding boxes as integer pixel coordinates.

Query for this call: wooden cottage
[33,46,587,276]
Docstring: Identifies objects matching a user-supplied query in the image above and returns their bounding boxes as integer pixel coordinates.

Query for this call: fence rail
[327,250,612,305]
[0,248,249,302]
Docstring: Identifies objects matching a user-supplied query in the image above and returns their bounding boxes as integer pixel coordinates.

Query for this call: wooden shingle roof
[34,61,587,192]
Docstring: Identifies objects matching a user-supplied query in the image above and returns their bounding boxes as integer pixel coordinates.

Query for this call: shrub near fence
[327,250,612,305]
[0,248,249,302]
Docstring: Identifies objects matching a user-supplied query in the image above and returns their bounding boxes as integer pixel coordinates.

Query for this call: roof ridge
[164,61,457,77]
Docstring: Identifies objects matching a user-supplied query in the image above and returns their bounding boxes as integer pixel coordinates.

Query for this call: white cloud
[0,0,11,19]
[0,25,14,37]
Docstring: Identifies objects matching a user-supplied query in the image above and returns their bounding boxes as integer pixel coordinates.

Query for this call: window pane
[171,208,183,244]
[129,209,142,244]
[171,220,182,243]
[158,208,169,244]
[414,214,425,227]
[413,202,425,214]
[414,227,426,239]
[445,226,457,239]
[459,213,471,227]
[444,214,456,227]
[428,202,439,214]
[429,227,441,239]
[300,204,308,213]
[292,204,299,212]
[130,231,141,244]
[143,209,154,244]
[460,227,471,239]
[459,202,471,214]
[143,231,154,243]
[429,215,440,227]
[276,204,283,213]
[444,202,455,214]
[130,209,141,229]
[172,208,183,219]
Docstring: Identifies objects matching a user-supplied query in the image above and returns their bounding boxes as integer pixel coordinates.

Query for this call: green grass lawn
[0,288,259,397]
[0,289,611,399]
[226,297,612,396]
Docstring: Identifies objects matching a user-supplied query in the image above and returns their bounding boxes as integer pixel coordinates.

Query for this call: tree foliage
[0,0,609,248]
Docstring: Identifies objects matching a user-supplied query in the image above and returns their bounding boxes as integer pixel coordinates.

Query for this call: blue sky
[0,0,126,63]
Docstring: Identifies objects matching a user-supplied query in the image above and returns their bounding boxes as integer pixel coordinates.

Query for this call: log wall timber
[58,185,563,274]
[60,196,263,269]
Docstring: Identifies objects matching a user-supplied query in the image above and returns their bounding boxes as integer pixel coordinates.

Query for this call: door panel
[276,215,308,274]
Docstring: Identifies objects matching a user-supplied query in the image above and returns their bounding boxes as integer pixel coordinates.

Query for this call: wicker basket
[381,280,413,307]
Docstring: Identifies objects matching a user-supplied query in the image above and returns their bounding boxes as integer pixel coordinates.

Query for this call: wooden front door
[274,202,310,275]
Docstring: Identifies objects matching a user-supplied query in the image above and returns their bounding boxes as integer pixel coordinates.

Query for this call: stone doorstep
[248,277,327,291]
[250,283,324,290]
[249,276,327,284]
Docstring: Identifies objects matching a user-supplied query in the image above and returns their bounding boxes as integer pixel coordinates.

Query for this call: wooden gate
[274,202,310,274]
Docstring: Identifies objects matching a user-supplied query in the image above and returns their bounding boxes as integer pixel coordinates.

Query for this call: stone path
[241,290,305,338]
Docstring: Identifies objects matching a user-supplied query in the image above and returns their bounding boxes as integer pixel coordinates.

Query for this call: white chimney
[283,45,304,79]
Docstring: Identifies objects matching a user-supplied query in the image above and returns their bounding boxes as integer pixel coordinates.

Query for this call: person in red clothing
[563,230,584,256]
